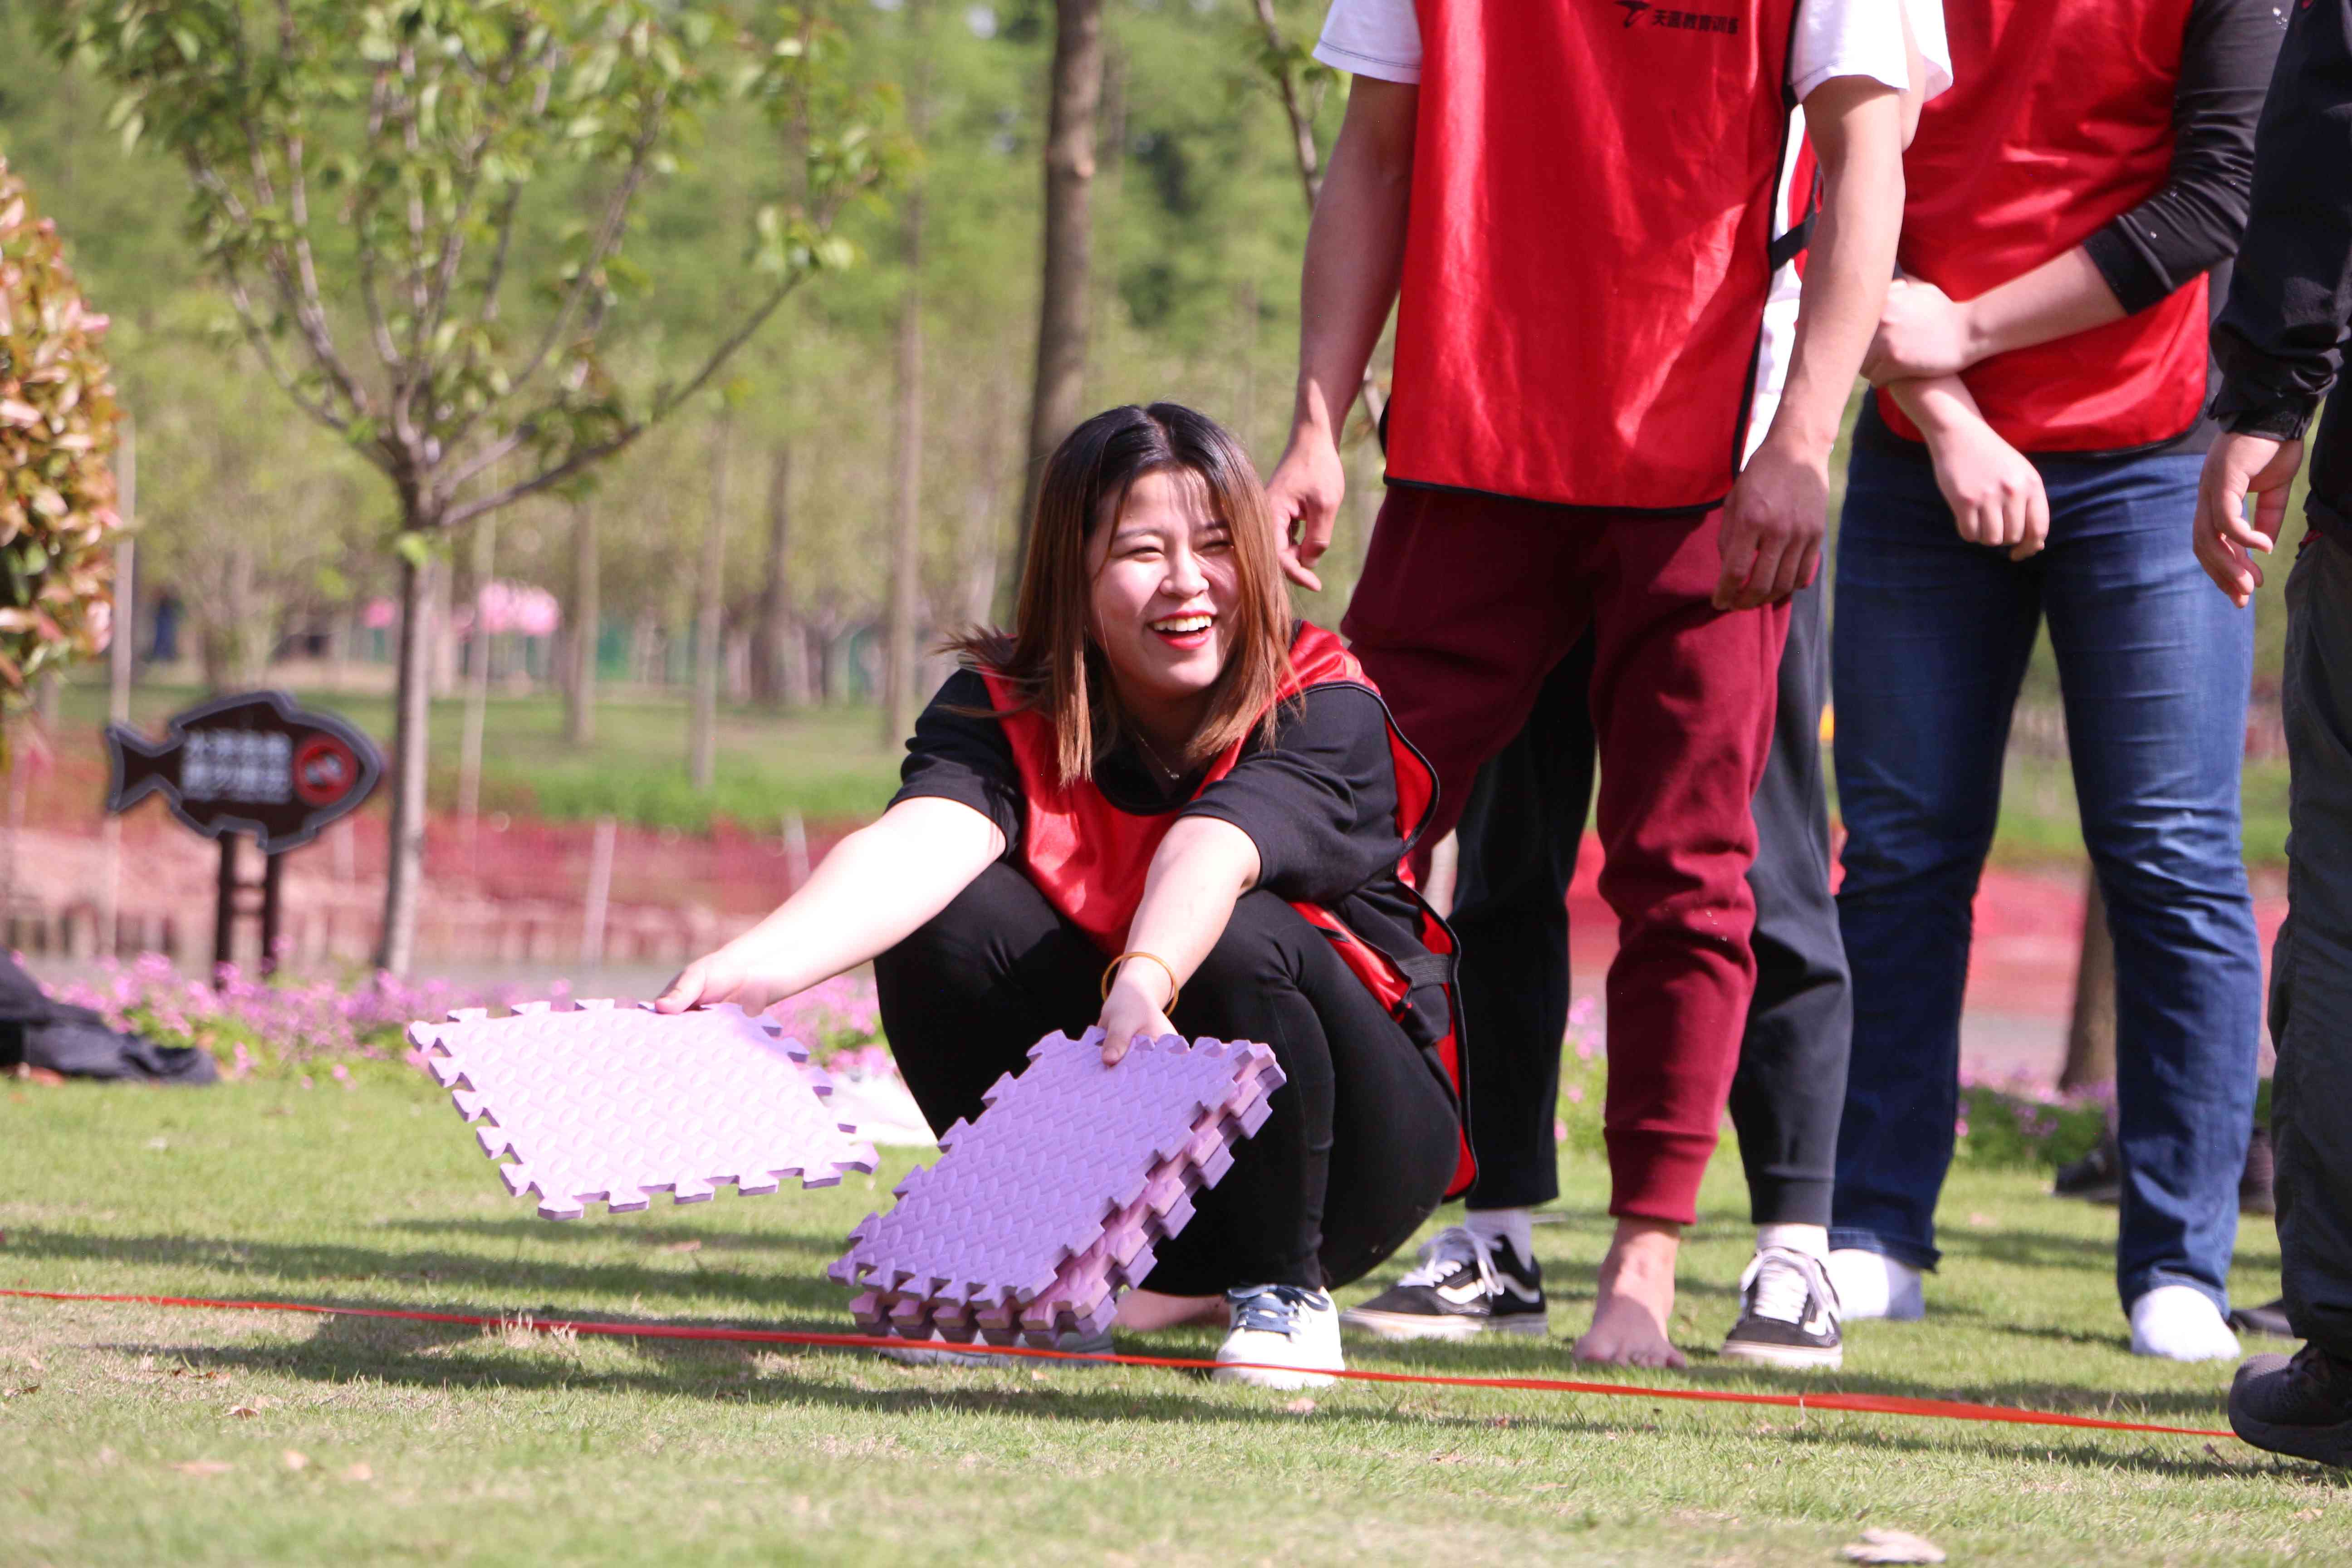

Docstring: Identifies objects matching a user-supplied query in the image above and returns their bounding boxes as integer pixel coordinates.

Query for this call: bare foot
[1117,1289,1226,1333]
[1573,1218,1687,1369]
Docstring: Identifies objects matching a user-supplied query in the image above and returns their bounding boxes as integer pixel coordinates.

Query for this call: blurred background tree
[32,0,899,970]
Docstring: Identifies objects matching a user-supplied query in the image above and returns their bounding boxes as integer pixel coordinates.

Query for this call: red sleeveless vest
[1386,0,1805,511]
[977,624,1474,1197]
[1877,0,2207,453]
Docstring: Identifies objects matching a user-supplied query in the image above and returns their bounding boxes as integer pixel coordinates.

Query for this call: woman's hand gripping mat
[409,1000,880,1220]
[831,1030,1284,1344]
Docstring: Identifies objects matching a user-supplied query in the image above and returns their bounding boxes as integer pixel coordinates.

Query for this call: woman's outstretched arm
[655,796,1007,1016]
[1097,817,1263,1063]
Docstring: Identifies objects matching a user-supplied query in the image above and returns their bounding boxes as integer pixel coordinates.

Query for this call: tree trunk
[375,545,433,974]
[565,504,599,746]
[690,417,731,791]
[959,389,1008,627]
[2061,870,2117,1092]
[750,444,795,709]
[426,553,457,698]
[883,195,928,744]
[458,514,496,843]
[1010,0,1106,601]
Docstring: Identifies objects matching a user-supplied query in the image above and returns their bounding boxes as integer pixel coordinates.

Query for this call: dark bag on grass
[0,955,216,1085]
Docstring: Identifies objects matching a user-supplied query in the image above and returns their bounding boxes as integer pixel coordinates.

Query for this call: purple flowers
[33,953,893,1081]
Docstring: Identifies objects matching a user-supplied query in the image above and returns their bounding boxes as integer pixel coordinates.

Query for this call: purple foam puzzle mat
[833,1030,1284,1344]
[409,1000,880,1220]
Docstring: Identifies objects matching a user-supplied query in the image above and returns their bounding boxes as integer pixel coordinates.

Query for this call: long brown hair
[950,403,1293,788]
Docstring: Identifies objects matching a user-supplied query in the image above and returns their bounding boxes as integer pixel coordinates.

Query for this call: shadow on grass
[7,1223,2253,1436]
[2,1226,851,1317]
[377,1216,856,1257]
[88,1307,2289,1484]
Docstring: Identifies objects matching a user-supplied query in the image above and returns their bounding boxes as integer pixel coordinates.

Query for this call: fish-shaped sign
[104,690,384,853]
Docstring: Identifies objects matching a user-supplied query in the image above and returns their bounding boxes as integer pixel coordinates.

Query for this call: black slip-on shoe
[2053,1132,2122,1205]
[2230,1297,2295,1341]
[1720,1246,1843,1371]
[1340,1226,1548,1341]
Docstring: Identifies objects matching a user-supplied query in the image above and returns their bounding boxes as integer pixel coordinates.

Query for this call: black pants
[1451,574,1852,1226]
[872,862,1460,1294]
[2274,534,2352,1358]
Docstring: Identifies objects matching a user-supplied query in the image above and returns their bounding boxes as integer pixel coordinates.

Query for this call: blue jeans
[1829,416,2262,1315]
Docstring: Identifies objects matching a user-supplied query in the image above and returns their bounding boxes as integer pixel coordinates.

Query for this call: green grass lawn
[4,1070,2344,1565]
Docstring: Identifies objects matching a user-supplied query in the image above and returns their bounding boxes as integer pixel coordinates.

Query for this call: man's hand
[1715,437,1828,610]
[2195,432,2304,607]
[1925,417,2050,560]
[1864,278,1977,384]
[1265,422,1347,592]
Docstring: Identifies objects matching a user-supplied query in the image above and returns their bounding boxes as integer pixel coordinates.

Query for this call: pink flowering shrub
[764,973,887,1061]
[1954,1072,2109,1171]
[37,954,894,1083]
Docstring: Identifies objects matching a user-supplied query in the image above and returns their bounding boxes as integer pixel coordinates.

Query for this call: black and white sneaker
[1720,1246,1843,1370]
[1339,1226,1548,1341]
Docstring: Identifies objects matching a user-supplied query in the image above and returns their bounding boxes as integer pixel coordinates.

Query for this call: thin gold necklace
[1131,728,1189,784]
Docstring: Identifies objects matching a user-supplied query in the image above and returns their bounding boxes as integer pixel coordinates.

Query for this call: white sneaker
[1213,1284,1343,1390]
[1827,1248,1925,1322]
[2129,1284,2242,1362]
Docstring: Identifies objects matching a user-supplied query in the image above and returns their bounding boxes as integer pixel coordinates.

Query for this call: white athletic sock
[1465,1207,1534,1262]
[1827,1249,1925,1322]
[2129,1284,2241,1362]
[1755,1223,1830,1263]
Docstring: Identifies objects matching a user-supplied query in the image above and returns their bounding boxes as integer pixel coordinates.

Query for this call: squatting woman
[659,402,1467,1388]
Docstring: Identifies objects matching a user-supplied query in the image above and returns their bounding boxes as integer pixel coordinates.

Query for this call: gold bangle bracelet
[1101,950,1181,1013]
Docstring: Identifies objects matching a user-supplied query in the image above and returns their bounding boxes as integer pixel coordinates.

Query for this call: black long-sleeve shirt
[2212,0,2352,540]
[890,667,1456,1050]
[2082,0,2288,321]
[1866,0,2284,461]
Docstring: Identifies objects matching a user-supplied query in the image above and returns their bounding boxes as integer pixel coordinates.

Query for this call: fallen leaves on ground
[282,1450,309,1471]
[170,1460,234,1477]
[1842,1527,1947,1564]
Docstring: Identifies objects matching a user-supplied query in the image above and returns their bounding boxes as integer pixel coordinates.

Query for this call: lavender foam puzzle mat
[833,1030,1284,1344]
[409,1000,880,1220]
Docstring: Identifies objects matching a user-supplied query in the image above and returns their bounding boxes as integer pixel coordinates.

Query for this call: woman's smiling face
[1085,467,1242,721]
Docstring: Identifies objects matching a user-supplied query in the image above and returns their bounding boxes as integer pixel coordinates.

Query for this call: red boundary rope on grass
[0,1286,2236,1441]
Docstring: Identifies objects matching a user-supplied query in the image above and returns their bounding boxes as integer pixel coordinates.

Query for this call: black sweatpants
[1450,573,1852,1227]
[2273,534,2352,1359]
[872,861,1460,1294]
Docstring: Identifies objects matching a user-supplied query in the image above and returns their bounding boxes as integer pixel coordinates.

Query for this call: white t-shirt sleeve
[1313,0,1950,106]
[1789,0,1932,104]
[1312,0,1422,84]
[1903,0,1955,102]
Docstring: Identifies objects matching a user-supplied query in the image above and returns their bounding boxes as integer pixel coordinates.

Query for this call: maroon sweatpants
[1342,484,1789,1225]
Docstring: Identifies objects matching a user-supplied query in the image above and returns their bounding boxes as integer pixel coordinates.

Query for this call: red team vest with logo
[1386,0,1806,510]
[977,624,1475,1197]
[1877,0,2206,452]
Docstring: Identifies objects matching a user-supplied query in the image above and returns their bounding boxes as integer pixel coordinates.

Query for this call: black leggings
[872,862,1460,1293]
